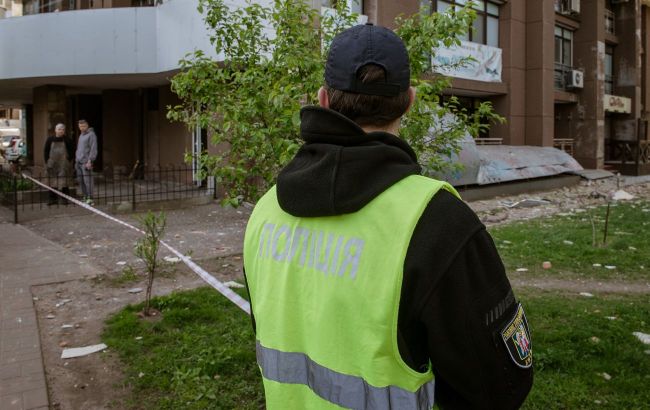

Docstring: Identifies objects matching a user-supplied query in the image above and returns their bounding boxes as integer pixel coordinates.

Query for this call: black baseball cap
[325,23,410,97]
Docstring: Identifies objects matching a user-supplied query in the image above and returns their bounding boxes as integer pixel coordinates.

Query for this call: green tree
[134,211,167,316]
[168,0,503,205]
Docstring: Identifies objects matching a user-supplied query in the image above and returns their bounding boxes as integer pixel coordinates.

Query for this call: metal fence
[0,165,215,223]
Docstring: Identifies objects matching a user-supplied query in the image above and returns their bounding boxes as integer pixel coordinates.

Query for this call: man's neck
[361,121,400,136]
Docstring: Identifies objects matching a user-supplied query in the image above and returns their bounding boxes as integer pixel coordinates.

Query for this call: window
[554,26,573,89]
[322,0,363,14]
[605,46,614,95]
[427,1,500,47]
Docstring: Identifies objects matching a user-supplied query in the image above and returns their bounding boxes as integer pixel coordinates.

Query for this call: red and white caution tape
[23,174,251,315]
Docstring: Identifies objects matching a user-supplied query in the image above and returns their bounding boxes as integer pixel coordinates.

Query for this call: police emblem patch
[500,303,532,368]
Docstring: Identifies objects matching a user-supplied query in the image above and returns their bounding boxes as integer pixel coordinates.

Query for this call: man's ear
[405,86,416,113]
[318,87,330,108]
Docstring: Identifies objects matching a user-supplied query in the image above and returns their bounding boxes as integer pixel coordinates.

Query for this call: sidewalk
[0,218,98,410]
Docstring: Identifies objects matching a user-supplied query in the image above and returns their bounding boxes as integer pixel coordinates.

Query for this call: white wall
[0,0,265,80]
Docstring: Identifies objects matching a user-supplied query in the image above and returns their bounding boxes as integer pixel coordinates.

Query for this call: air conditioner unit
[566,70,584,89]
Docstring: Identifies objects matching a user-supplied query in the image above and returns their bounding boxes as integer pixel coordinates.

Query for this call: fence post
[131,178,136,211]
[13,174,18,224]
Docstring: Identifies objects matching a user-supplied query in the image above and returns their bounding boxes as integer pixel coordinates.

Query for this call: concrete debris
[579,292,594,298]
[501,198,551,208]
[128,288,143,294]
[224,281,245,289]
[633,332,650,345]
[611,190,635,201]
[55,299,72,308]
[164,256,181,263]
[61,343,108,359]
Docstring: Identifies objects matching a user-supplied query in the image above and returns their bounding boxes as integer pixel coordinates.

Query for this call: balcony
[0,0,231,81]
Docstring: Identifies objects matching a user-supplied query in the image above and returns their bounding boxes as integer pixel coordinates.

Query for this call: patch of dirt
[33,255,244,410]
[510,276,650,294]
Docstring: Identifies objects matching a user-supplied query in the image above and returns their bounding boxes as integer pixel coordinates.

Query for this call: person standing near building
[43,123,74,205]
[75,119,97,205]
[243,24,533,409]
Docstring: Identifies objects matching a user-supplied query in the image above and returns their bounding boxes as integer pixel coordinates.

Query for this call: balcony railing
[605,9,615,35]
[554,63,573,90]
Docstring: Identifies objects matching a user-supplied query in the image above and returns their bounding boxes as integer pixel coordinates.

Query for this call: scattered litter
[604,265,616,270]
[68,231,74,235]
[164,256,180,263]
[563,240,574,245]
[516,268,528,272]
[174,234,181,238]
[542,261,552,270]
[224,281,245,289]
[501,198,551,208]
[628,246,637,251]
[92,244,102,249]
[594,400,602,405]
[61,343,108,359]
[601,372,612,381]
[605,316,617,321]
[502,240,512,244]
[116,261,127,266]
[611,190,635,201]
[79,254,88,258]
[46,314,55,319]
[135,336,143,340]
[74,324,81,329]
[592,263,602,267]
[579,292,594,298]
[590,336,600,343]
[642,209,650,213]
[59,341,69,348]
[128,288,143,294]
[33,297,39,301]
[55,299,72,308]
[633,332,650,345]
[222,264,230,268]
[645,350,650,355]
[61,324,74,329]
[138,372,145,378]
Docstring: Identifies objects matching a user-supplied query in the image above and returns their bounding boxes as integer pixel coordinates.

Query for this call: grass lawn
[104,287,650,409]
[489,201,650,280]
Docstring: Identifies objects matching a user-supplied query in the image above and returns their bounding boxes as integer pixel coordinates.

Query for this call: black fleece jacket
[255,106,532,409]
[44,135,75,163]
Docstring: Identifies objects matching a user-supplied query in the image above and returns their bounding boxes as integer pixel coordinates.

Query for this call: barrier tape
[22,174,251,315]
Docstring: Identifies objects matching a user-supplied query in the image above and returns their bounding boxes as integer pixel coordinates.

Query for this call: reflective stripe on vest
[257,340,435,410]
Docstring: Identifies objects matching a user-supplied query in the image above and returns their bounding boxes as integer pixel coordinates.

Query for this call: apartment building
[1,0,649,176]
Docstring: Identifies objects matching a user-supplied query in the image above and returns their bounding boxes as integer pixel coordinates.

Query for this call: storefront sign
[432,40,502,83]
[604,94,631,114]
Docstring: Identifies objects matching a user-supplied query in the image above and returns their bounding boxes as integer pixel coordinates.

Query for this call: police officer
[243,23,533,409]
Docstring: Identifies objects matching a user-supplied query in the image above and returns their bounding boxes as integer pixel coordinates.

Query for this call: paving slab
[0,222,98,410]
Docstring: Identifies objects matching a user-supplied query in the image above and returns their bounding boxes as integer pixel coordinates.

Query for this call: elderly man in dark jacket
[44,123,74,205]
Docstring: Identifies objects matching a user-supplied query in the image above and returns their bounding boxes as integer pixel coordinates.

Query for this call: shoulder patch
[500,303,532,369]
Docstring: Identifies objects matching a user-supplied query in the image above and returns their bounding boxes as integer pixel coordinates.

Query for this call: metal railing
[554,63,573,90]
[605,9,615,35]
[0,164,215,223]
